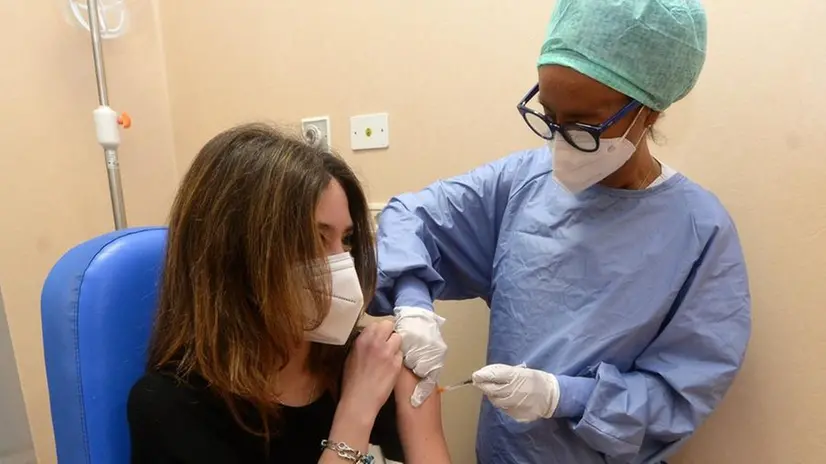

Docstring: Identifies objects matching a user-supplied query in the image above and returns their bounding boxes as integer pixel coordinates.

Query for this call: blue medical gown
[369,147,751,464]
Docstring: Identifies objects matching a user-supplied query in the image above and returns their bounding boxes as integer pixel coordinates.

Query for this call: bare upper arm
[393,369,451,464]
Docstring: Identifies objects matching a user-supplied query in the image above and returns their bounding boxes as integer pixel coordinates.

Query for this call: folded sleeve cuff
[553,376,597,419]
[393,275,434,311]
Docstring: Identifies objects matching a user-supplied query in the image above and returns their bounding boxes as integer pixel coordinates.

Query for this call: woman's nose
[327,239,346,256]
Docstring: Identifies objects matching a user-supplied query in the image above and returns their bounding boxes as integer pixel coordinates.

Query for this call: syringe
[437,378,473,394]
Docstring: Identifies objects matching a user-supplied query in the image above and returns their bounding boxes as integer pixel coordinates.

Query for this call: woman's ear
[645,110,661,128]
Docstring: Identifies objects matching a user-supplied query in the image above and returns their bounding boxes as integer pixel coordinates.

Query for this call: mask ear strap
[623,108,650,147]
[632,127,650,149]
[622,107,645,138]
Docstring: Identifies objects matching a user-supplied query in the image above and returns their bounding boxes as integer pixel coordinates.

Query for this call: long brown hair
[147,123,377,435]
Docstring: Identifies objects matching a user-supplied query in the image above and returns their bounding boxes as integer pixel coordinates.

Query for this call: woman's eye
[320,234,331,247]
[342,234,353,252]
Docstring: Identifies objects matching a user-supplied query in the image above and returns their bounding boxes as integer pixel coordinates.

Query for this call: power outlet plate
[350,113,389,151]
[301,116,331,150]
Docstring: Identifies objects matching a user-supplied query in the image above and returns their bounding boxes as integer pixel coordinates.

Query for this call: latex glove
[393,306,447,407]
[472,364,560,423]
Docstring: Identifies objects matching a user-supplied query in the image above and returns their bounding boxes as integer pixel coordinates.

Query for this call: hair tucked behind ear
[147,123,376,436]
[648,113,666,145]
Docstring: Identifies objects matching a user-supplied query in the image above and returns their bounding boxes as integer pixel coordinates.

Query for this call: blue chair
[41,227,167,464]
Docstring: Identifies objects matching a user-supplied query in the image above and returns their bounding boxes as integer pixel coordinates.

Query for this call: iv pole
[87,0,129,230]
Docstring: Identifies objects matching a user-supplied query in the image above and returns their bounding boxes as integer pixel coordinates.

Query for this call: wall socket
[350,113,389,151]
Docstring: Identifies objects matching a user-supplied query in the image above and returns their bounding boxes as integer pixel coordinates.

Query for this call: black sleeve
[370,391,405,462]
[127,373,243,464]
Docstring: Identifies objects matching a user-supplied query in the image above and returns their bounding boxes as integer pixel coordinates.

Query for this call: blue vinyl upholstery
[41,227,167,464]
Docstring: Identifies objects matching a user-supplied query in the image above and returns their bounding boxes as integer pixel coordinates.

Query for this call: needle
[437,378,473,394]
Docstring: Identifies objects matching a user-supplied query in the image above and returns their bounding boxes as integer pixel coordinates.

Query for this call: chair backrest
[41,227,167,464]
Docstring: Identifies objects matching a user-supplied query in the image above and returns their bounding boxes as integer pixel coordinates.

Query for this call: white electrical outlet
[350,113,389,151]
[301,116,331,150]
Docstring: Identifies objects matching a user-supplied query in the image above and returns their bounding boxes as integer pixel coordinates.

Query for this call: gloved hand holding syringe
[437,363,561,423]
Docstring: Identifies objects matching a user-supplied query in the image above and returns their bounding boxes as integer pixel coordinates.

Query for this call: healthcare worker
[369,0,752,462]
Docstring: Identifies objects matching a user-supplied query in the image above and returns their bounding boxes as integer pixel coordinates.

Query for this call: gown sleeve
[554,217,752,462]
[368,151,529,316]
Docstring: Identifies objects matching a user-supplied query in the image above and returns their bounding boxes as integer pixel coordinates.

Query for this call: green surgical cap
[538,0,707,111]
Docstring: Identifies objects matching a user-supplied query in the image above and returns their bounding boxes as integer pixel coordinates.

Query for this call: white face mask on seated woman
[305,252,365,345]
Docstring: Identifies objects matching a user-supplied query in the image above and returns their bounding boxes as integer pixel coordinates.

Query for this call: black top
[127,371,404,463]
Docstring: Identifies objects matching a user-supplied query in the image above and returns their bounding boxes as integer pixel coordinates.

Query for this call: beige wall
[664,1,826,462]
[4,0,825,462]
[157,1,826,462]
[0,0,178,462]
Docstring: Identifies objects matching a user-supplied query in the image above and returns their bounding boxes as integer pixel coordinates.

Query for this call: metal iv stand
[88,0,130,230]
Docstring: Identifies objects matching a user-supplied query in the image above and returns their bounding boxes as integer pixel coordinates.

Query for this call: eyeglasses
[517,84,641,153]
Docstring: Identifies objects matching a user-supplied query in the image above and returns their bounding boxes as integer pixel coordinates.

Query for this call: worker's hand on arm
[322,321,403,463]
[371,155,526,406]
[472,364,561,423]
[393,306,447,407]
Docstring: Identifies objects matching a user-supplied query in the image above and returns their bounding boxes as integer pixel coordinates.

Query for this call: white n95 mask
[305,252,364,346]
[551,109,646,194]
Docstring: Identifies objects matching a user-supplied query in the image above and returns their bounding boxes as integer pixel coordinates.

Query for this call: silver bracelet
[320,439,374,463]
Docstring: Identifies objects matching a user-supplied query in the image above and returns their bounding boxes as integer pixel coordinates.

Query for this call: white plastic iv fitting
[94,107,122,151]
[69,0,128,39]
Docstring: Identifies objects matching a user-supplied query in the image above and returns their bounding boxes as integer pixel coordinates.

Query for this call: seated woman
[127,123,450,464]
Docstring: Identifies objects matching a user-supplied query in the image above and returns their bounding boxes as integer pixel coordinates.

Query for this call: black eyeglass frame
[517,84,641,153]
